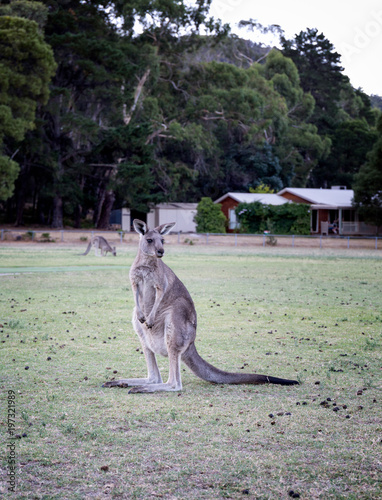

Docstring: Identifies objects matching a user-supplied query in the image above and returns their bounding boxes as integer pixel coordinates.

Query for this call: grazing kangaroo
[81,236,116,257]
[103,219,298,393]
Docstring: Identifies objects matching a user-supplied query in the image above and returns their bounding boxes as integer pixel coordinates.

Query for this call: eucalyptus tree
[146,47,329,197]
[281,28,378,188]
[37,0,219,228]
[353,115,382,232]
[0,4,56,202]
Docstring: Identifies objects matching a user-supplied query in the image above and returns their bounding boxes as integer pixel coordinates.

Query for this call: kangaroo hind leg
[102,344,162,388]
[128,349,182,393]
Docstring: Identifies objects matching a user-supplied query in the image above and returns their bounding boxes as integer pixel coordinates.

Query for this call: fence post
[320,235,322,249]
[61,230,64,242]
[376,237,378,250]
[178,231,180,244]
[120,232,123,243]
[263,234,265,247]
[235,233,237,246]
[206,233,209,245]
[292,235,295,248]
[1,229,3,241]
[347,237,350,249]
[32,231,35,241]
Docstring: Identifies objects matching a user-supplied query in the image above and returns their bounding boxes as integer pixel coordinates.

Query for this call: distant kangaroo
[82,236,116,257]
[103,220,298,393]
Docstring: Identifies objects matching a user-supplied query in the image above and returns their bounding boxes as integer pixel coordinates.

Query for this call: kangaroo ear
[133,219,147,235]
[157,222,175,235]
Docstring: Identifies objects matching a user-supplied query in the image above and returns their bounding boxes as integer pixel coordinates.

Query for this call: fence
[0,229,127,244]
[1,228,381,250]
[180,232,381,250]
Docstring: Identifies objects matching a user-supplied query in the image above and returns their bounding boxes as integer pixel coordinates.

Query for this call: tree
[194,197,226,233]
[148,48,328,197]
[27,0,218,228]
[310,119,377,188]
[353,115,382,233]
[0,10,56,201]
[281,28,348,133]
[255,49,330,186]
[370,94,382,111]
[249,183,275,193]
[281,29,379,188]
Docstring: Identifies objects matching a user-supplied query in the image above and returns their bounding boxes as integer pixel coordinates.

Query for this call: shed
[109,208,131,231]
[214,192,290,232]
[147,203,198,233]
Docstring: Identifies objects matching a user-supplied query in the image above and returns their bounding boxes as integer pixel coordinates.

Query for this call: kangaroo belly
[145,327,169,357]
[132,309,169,357]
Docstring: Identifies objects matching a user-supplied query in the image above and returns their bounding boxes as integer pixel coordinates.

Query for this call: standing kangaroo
[81,236,116,257]
[103,220,298,393]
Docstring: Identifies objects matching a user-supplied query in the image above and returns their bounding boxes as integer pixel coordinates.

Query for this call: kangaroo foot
[128,383,181,393]
[102,380,129,388]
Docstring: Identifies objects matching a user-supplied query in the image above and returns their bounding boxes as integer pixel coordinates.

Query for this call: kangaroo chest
[131,265,166,307]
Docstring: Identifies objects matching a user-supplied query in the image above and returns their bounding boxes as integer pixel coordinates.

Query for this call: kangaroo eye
[146,239,153,243]
[161,239,164,244]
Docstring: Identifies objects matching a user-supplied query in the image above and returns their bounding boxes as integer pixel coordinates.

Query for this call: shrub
[236,202,310,235]
[40,232,55,242]
[195,197,227,233]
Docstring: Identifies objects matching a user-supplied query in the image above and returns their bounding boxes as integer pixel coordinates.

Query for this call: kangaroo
[81,236,116,257]
[103,219,298,393]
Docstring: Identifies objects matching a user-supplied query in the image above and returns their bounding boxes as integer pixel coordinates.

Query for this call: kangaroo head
[133,219,175,259]
[112,247,116,256]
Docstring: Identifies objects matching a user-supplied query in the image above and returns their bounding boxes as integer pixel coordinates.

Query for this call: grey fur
[81,236,116,257]
[103,219,298,393]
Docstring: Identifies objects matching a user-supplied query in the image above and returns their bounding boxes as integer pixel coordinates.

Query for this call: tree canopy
[353,115,382,232]
[0,5,56,200]
[0,3,381,228]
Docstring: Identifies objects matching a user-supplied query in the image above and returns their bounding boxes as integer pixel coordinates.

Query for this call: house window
[329,209,338,223]
[343,209,356,222]
[311,210,318,232]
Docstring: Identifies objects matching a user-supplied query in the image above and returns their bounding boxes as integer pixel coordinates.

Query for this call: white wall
[147,205,197,232]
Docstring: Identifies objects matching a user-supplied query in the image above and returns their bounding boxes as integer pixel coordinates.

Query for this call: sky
[206,0,382,96]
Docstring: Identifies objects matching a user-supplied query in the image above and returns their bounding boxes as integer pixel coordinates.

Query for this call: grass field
[0,244,381,499]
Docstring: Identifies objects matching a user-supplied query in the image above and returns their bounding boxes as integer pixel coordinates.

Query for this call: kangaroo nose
[156,248,164,258]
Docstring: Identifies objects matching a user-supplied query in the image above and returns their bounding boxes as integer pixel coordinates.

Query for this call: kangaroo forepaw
[138,315,146,324]
[102,380,129,388]
[145,315,155,328]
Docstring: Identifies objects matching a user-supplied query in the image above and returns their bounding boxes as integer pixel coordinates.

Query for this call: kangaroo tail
[182,343,299,386]
[81,241,92,256]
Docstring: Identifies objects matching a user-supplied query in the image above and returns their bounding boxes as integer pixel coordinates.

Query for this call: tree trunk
[74,204,82,228]
[51,193,63,228]
[14,161,31,226]
[97,189,115,229]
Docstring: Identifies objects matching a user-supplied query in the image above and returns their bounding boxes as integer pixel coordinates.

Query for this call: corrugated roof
[277,188,354,207]
[154,203,198,210]
[214,192,290,205]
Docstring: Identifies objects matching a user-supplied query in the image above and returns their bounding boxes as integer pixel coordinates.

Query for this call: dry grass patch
[0,246,381,499]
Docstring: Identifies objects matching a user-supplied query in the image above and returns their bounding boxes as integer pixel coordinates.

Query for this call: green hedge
[236,202,310,235]
[195,197,227,233]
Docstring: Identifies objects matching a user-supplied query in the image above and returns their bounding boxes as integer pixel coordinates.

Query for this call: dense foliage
[0,1,381,228]
[281,28,378,188]
[194,197,227,233]
[0,6,56,201]
[353,115,382,232]
[236,202,310,235]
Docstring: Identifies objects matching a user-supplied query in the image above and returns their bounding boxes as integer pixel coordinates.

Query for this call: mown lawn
[0,245,381,499]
